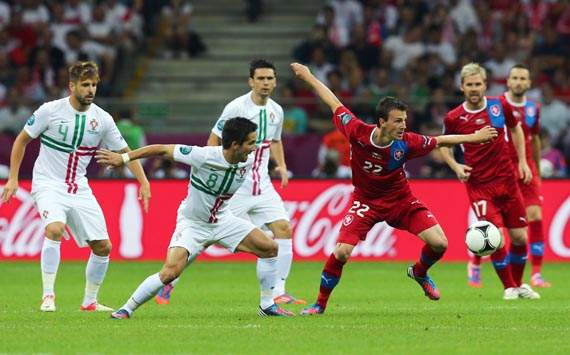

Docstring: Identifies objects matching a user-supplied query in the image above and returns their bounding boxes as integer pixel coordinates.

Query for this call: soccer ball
[465,221,502,256]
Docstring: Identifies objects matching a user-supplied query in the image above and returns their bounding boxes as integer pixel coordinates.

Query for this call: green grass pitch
[1,261,569,354]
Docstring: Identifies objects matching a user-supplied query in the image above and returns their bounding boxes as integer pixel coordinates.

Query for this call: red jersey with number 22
[333,106,437,201]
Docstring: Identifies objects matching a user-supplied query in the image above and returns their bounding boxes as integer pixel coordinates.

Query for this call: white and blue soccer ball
[465,221,502,256]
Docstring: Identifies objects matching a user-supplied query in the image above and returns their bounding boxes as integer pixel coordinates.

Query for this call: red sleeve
[406,132,437,159]
[332,106,363,139]
[443,113,455,135]
[531,103,541,135]
[500,96,518,128]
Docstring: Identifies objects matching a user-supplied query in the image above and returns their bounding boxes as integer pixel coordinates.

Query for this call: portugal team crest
[490,104,501,117]
[238,167,247,178]
[269,112,275,123]
[393,149,404,161]
[87,118,100,134]
[342,214,354,226]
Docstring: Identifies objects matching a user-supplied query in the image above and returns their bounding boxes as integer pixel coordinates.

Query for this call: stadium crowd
[285,0,569,178]
[0,0,568,179]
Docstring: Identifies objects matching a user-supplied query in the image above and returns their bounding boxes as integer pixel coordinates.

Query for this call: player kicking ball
[96,118,294,318]
[289,63,498,315]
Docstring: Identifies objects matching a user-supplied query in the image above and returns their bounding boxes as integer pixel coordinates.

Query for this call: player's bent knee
[45,223,65,240]
[260,240,278,258]
[334,244,354,262]
[509,228,527,245]
[159,266,182,284]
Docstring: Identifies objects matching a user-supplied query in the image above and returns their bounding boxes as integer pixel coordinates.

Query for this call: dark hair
[221,117,257,149]
[375,96,408,122]
[249,59,276,78]
[509,63,529,75]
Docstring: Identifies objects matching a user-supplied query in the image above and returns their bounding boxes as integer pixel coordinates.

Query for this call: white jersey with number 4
[24,97,127,194]
[212,91,283,196]
[173,145,254,223]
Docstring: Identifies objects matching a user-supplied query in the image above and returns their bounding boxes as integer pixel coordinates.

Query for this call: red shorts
[466,180,527,229]
[337,192,439,246]
[518,175,543,207]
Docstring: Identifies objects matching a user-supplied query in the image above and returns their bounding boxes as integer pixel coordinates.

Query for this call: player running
[467,64,550,288]
[440,63,540,300]
[155,59,305,306]
[289,63,498,315]
[1,61,151,312]
[97,117,294,318]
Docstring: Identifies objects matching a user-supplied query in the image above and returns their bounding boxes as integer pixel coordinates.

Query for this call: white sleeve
[101,114,128,151]
[173,145,206,168]
[23,103,50,138]
[273,105,284,141]
[212,102,239,138]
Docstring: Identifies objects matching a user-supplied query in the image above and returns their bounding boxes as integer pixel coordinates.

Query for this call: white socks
[82,253,110,306]
[256,256,278,309]
[41,238,61,296]
[123,273,165,314]
[274,239,293,297]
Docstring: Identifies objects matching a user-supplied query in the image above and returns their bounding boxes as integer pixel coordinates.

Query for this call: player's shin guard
[123,273,165,314]
[316,253,346,310]
[508,243,528,287]
[274,239,293,297]
[491,246,516,289]
[83,253,109,306]
[413,244,445,277]
[528,221,545,275]
[41,238,61,297]
[257,256,278,309]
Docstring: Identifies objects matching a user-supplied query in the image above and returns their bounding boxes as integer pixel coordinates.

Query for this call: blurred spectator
[347,24,379,71]
[159,0,206,59]
[19,0,50,30]
[308,46,334,85]
[418,149,456,178]
[150,158,188,179]
[319,128,350,169]
[540,129,567,177]
[424,25,456,67]
[116,110,146,151]
[293,24,338,64]
[449,0,479,35]
[312,149,351,178]
[383,26,425,71]
[63,0,91,25]
[485,44,517,95]
[0,88,32,135]
[0,1,9,29]
[245,0,263,23]
[281,85,308,135]
[540,84,570,142]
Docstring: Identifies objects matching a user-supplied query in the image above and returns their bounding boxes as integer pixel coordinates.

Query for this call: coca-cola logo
[549,196,570,257]
[0,186,44,257]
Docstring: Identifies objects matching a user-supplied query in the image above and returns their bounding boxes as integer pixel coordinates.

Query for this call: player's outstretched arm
[434,126,498,147]
[290,62,343,113]
[1,130,33,203]
[96,145,176,167]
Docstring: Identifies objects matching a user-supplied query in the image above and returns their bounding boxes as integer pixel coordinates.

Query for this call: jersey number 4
[348,201,370,217]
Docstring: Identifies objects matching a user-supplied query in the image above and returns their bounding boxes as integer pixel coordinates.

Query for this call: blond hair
[460,63,487,83]
[68,61,100,83]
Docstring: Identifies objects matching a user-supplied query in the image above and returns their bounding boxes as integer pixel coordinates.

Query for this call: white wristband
[121,153,130,164]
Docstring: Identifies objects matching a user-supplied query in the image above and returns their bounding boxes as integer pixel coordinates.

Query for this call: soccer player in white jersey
[1,61,151,312]
[96,117,294,318]
[155,59,305,306]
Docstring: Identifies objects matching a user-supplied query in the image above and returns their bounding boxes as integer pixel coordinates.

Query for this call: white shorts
[32,189,109,248]
[169,213,256,259]
[229,188,289,228]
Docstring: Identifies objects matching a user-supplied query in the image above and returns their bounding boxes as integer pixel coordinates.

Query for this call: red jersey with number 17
[443,96,518,186]
[333,106,437,201]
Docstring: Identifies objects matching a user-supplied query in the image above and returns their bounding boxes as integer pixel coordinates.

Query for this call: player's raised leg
[111,247,190,319]
[527,206,550,287]
[40,222,64,312]
[80,239,113,311]
[267,220,306,305]
[235,228,294,317]
[407,223,447,301]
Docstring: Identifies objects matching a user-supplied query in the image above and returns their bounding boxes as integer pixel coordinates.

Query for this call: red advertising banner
[1,179,569,261]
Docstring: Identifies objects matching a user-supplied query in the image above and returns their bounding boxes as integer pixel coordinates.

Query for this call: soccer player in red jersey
[289,63,498,315]
[440,63,540,300]
[468,64,550,288]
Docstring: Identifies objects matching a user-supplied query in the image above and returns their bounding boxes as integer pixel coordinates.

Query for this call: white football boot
[503,287,519,300]
[517,283,541,299]
[40,294,56,312]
